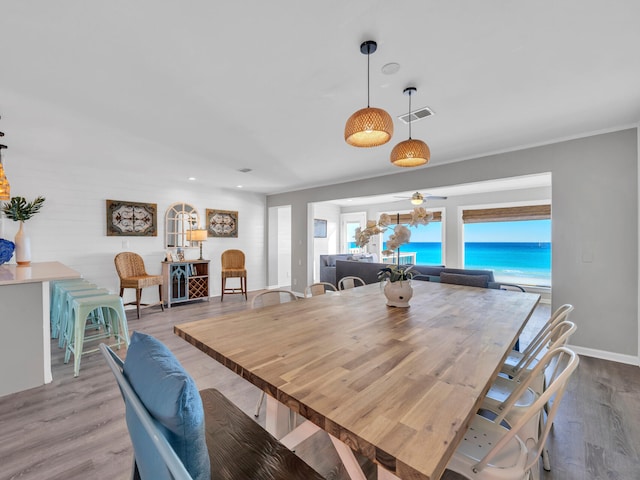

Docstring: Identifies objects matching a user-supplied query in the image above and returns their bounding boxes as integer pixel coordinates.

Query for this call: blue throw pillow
[123,331,210,480]
[440,272,489,288]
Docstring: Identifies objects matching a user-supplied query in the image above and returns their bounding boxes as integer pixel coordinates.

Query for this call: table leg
[328,435,368,480]
[280,420,321,449]
[377,465,401,480]
[265,395,292,439]
[266,395,400,480]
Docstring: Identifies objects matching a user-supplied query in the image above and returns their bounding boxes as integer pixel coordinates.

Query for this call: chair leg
[254,391,265,417]
[133,460,141,480]
[243,275,247,300]
[158,285,165,312]
[119,287,124,297]
[221,276,225,302]
[541,411,551,471]
[135,289,142,319]
[72,308,87,377]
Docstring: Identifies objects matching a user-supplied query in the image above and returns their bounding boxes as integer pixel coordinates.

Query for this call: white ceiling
[1,1,639,195]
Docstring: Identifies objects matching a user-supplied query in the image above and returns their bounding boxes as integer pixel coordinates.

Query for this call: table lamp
[187,229,208,260]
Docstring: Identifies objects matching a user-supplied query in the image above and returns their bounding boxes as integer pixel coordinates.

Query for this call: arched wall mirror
[165,202,200,248]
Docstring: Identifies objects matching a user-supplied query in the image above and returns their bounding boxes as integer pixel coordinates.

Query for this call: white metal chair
[251,289,298,417]
[337,276,365,290]
[502,305,573,375]
[304,282,338,297]
[250,289,298,308]
[447,347,579,480]
[502,314,577,389]
[481,341,578,472]
[510,303,572,354]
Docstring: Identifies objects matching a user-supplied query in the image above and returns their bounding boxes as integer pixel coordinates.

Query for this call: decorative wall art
[206,209,238,238]
[314,219,327,238]
[106,199,157,236]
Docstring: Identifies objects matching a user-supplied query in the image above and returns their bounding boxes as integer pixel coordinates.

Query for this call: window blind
[462,205,551,224]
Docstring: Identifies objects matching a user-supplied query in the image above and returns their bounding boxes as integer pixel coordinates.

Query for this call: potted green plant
[378,265,415,308]
[377,264,415,283]
[1,196,45,266]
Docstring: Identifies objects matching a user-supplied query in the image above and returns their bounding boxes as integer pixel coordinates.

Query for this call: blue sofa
[319,254,377,286]
[333,260,519,290]
[334,260,446,286]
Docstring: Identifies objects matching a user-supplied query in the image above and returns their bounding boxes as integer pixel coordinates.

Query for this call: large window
[341,212,366,253]
[462,205,551,286]
[382,210,443,265]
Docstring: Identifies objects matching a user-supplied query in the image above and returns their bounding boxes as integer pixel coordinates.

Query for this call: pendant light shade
[344,41,393,148]
[390,139,430,167]
[0,131,9,201]
[344,107,394,147]
[390,87,430,168]
[0,161,9,201]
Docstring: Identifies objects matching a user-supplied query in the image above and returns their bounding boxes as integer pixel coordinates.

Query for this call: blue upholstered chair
[101,343,194,479]
[102,332,323,480]
[102,333,209,480]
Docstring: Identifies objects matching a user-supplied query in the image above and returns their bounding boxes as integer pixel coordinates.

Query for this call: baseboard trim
[567,344,639,367]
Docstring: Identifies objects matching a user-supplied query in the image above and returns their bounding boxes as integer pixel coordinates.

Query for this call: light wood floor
[0,293,638,480]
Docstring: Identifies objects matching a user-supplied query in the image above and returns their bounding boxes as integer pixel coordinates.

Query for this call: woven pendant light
[390,87,430,168]
[0,128,8,201]
[344,41,393,148]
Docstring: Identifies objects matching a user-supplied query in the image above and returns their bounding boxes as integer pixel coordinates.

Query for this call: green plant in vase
[2,196,46,265]
[377,264,415,283]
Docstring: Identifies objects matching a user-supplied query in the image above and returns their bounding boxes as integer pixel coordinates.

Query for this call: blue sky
[391,219,552,243]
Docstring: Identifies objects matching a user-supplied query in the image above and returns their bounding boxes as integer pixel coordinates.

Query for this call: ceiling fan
[393,191,448,205]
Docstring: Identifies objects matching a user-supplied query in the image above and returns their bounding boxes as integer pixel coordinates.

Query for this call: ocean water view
[375,241,551,286]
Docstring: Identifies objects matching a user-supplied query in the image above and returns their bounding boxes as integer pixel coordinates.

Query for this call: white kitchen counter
[0,262,81,397]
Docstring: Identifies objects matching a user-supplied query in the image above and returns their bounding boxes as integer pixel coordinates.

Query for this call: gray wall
[268,128,639,359]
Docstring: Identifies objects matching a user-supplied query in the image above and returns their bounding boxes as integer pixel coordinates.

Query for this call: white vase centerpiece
[378,265,415,308]
[1,196,45,266]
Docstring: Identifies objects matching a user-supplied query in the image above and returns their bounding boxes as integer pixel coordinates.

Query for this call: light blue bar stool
[50,279,90,321]
[64,294,130,377]
[58,288,111,348]
[51,281,98,338]
[51,282,98,339]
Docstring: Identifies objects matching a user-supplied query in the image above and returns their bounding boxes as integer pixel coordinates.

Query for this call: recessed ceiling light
[237,168,252,173]
[381,62,400,75]
[188,177,196,181]
[236,185,243,188]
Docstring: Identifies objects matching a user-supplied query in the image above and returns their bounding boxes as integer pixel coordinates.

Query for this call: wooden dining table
[175,280,540,480]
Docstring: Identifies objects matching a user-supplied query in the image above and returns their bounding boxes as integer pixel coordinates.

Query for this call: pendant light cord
[366,47,371,107]
[408,91,412,139]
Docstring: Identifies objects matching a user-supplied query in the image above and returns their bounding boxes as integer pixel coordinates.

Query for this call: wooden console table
[162,260,210,308]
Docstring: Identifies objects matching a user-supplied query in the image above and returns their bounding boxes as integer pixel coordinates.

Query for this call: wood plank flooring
[0,293,638,480]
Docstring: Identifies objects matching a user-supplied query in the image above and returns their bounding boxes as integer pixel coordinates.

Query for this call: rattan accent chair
[220,249,247,301]
[114,252,164,318]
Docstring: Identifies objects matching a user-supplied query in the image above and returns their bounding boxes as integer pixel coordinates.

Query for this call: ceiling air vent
[237,168,252,173]
[398,106,435,124]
